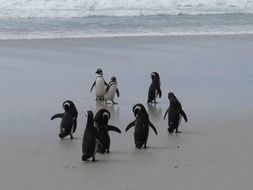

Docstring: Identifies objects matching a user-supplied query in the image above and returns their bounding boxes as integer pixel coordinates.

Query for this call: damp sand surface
[0,35,253,190]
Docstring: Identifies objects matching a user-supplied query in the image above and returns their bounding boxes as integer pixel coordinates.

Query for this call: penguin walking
[94,109,121,153]
[90,68,108,100]
[147,72,162,104]
[104,76,120,104]
[51,100,78,139]
[82,111,104,162]
[126,104,158,149]
[164,92,188,134]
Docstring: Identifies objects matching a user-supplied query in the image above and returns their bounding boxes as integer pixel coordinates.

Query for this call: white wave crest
[0,0,253,18]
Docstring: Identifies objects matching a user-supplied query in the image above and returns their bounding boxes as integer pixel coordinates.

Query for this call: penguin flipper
[149,120,158,135]
[164,109,169,120]
[116,88,120,97]
[181,109,188,122]
[125,121,135,132]
[107,125,121,133]
[73,118,77,132]
[51,113,64,120]
[157,87,162,98]
[90,81,95,92]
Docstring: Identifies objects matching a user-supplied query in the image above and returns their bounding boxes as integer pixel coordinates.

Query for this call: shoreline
[1,32,253,41]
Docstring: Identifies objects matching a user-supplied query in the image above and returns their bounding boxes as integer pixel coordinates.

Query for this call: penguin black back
[164,92,188,133]
[148,72,162,104]
[82,111,103,162]
[126,104,157,149]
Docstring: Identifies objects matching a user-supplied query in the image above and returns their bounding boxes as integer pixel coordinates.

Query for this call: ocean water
[0,0,253,39]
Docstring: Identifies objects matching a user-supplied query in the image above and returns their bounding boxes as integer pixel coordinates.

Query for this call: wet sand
[0,35,253,189]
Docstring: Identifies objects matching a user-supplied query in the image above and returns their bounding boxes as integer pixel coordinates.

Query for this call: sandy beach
[0,35,253,190]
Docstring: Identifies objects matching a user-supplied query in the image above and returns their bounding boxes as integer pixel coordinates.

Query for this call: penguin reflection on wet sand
[104,76,120,104]
[51,100,78,139]
[90,68,108,100]
[164,92,188,134]
[94,109,121,153]
[126,104,158,149]
[147,72,162,104]
[82,111,104,162]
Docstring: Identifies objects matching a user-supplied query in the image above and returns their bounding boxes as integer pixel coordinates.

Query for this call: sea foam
[0,0,253,18]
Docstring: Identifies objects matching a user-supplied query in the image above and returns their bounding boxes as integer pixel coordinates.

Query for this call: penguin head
[168,92,177,101]
[96,68,103,75]
[62,100,76,112]
[151,72,160,80]
[132,104,144,117]
[63,101,71,112]
[102,110,110,121]
[94,109,110,124]
[111,76,117,82]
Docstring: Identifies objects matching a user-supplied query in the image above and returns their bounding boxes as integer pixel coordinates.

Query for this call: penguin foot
[106,149,110,153]
[92,157,96,162]
[111,100,118,105]
[96,97,104,101]
[59,133,66,139]
[136,145,142,149]
[82,155,90,161]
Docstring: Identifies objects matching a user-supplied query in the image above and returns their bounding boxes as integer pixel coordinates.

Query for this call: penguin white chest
[95,77,106,97]
[104,84,117,100]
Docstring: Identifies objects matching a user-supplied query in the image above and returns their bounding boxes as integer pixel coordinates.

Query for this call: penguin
[82,111,104,162]
[90,68,108,100]
[104,76,120,104]
[51,100,78,139]
[125,104,158,149]
[164,92,188,133]
[147,72,162,104]
[94,109,121,153]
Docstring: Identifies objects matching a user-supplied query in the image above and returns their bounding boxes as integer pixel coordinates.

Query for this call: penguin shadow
[147,103,162,121]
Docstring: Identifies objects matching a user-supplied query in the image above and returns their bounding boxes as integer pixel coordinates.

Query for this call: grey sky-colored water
[1,14,253,39]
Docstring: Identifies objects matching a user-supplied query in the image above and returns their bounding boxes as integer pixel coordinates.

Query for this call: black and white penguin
[51,100,78,139]
[125,104,158,149]
[104,76,120,104]
[82,111,103,162]
[147,72,162,104]
[90,68,108,100]
[164,92,188,133]
[94,109,121,153]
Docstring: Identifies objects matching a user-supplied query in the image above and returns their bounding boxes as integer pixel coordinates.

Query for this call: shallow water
[1,14,253,39]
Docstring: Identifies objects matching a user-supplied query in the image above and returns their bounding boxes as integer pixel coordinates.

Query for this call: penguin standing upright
[126,104,158,149]
[147,72,162,104]
[94,109,121,153]
[82,111,103,162]
[90,68,108,100]
[164,92,188,133]
[51,100,78,139]
[104,76,120,104]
